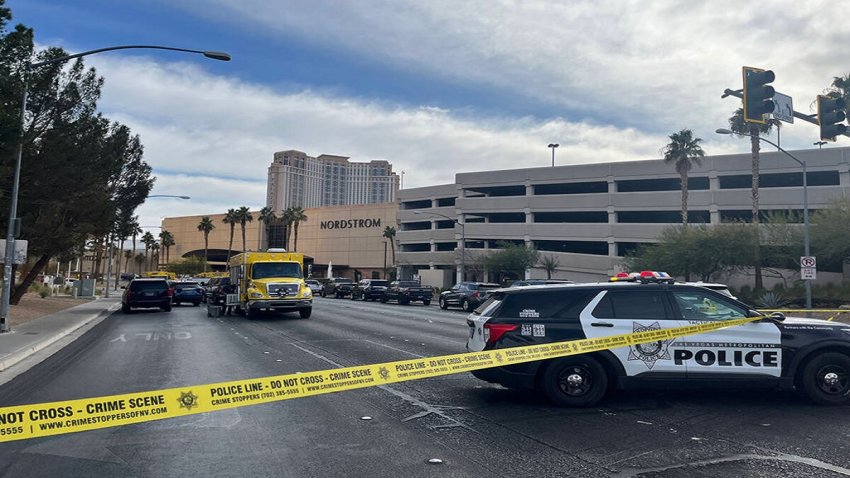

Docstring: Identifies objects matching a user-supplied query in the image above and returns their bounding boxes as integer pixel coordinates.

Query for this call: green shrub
[757,290,789,308]
[39,287,52,298]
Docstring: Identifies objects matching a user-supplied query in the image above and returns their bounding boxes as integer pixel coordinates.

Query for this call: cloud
[91,55,718,229]
[179,0,849,136]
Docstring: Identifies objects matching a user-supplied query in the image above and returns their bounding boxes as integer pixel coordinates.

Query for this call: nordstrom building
[396,146,850,287]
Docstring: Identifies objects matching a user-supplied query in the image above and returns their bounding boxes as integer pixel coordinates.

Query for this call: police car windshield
[252,262,303,279]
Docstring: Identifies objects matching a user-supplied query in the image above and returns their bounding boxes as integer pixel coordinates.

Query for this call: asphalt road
[1,297,850,477]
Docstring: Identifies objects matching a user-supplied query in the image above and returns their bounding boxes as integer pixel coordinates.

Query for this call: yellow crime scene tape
[0,316,760,443]
[761,309,850,322]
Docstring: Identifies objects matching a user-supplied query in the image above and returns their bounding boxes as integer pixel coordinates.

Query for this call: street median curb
[0,299,120,373]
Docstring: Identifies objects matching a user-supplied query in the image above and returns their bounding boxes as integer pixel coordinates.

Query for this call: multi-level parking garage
[396,147,850,285]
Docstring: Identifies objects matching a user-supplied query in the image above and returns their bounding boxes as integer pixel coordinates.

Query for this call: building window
[616,242,645,257]
[485,212,526,223]
[401,243,430,252]
[719,209,816,223]
[435,220,455,229]
[719,171,840,189]
[436,197,456,207]
[534,240,609,255]
[617,210,710,223]
[616,177,709,192]
[401,200,432,210]
[486,239,525,248]
[533,211,608,223]
[465,240,485,249]
[400,221,431,231]
[463,185,526,197]
[533,181,608,195]
[434,242,456,252]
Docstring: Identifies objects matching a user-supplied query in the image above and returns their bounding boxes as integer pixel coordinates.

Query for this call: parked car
[122,278,172,313]
[350,279,389,301]
[439,282,500,311]
[169,280,204,306]
[510,279,574,287]
[305,279,324,295]
[381,280,433,305]
[323,277,354,298]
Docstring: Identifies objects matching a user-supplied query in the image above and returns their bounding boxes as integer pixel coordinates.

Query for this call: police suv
[466,280,850,407]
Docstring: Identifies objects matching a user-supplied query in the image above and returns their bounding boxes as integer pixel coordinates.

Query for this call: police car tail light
[471,291,481,299]
[483,323,518,344]
[167,287,175,297]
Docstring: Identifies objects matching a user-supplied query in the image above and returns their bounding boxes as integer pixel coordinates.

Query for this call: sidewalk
[0,297,121,375]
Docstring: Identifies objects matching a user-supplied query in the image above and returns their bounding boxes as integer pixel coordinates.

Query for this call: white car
[305,279,324,295]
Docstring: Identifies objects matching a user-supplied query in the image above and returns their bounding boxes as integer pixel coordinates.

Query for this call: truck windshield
[252,262,303,279]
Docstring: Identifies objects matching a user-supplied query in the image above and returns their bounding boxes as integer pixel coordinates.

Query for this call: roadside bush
[38,287,52,298]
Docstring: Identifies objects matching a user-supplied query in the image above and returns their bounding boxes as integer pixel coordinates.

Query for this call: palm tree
[281,207,296,250]
[134,253,146,274]
[150,243,160,269]
[539,254,560,279]
[258,206,277,250]
[222,208,238,262]
[289,207,307,252]
[662,129,705,225]
[130,219,142,268]
[141,231,155,272]
[729,107,776,290]
[159,230,175,264]
[123,249,133,273]
[197,216,215,272]
[382,226,397,266]
[235,206,253,252]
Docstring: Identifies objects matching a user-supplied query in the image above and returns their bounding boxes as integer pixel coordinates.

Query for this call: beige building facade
[161,202,398,280]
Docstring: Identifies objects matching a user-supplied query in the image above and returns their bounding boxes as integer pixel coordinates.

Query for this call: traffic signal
[742,66,776,123]
[817,95,847,141]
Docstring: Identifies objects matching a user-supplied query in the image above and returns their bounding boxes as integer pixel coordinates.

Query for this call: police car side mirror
[769,311,786,321]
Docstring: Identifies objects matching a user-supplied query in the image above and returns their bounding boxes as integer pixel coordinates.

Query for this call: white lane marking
[287,342,472,431]
[362,340,425,358]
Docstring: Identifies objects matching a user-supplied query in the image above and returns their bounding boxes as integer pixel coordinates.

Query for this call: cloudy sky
[11,0,850,232]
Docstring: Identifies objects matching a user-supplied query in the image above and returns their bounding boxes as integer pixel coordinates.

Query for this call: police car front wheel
[801,352,850,405]
[541,357,608,407]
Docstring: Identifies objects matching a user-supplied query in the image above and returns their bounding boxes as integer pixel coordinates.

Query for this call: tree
[729,107,777,290]
[811,198,850,265]
[149,242,160,269]
[141,231,155,271]
[825,73,850,105]
[258,206,277,250]
[134,252,145,274]
[123,249,133,272]
[197,216,215,272]
[165,257,207,276]
[538,254,560,279]
[289,207,307,252]
[129,219,141,267]
[624,224,755,282]
[382,226,397,266]
[222,208,238,262]
[281,207,295,250]
[0,5,153,303]
[484,242,539,283]
[235,206,253,252]
[662,129,705,225]
[159,230,174,264]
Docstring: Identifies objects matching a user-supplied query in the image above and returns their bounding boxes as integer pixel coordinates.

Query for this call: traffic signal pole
[722,88,850,139]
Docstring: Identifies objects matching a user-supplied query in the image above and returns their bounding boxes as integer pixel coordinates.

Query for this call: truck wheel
[462,298,472,312]
[122,303,131,314]
[246,308,256,320]
[162,305,172,312]
[400,297,410,305]
[422,299,431,306]
[800,352,850,405]
[380,296,388,303]
[299,308,312,319]
[541,357,608,407]
[439,297,448,310]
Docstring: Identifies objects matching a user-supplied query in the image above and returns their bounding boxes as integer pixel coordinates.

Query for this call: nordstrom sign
[320,218,382,230]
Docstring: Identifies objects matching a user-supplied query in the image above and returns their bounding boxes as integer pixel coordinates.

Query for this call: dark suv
[439,282,500,311]
[351,279,389,301]
[323,277,354,298]
[467,282,850,407]
[122,278,172,313]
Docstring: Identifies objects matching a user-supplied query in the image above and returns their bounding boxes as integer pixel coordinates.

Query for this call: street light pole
[414,210,465,282]
[548,143,559,167]
[814,141,827,149]
[0,46,228,333]
[716,128,812,309]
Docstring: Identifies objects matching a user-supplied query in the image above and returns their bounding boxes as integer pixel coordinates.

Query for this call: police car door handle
[591,322,614,327]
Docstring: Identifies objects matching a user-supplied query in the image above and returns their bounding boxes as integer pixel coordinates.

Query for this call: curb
[0,300,120,373]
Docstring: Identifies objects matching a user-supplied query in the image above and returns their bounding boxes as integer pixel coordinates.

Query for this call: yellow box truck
[227,249,312,318]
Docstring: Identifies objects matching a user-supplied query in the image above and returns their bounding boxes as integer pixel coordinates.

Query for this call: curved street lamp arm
[31,45,230,68]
